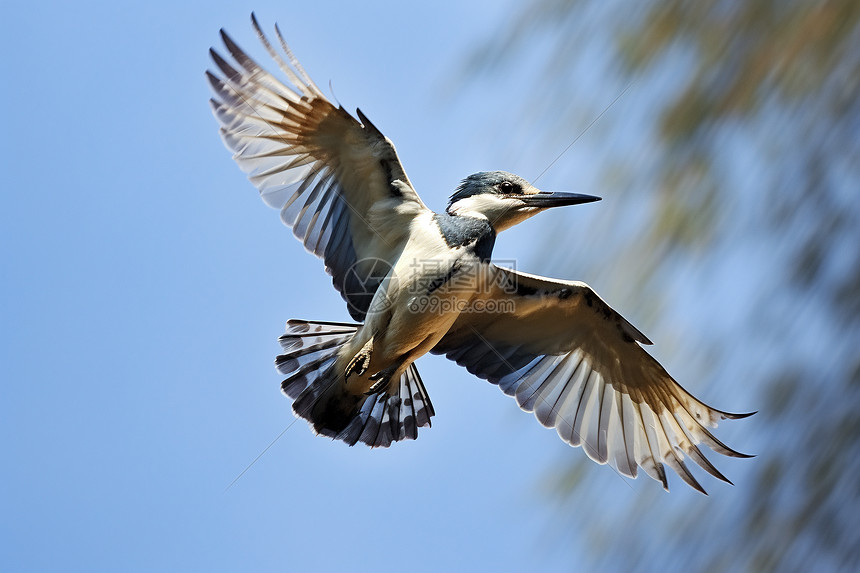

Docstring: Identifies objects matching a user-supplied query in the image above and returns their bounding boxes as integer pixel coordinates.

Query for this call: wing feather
[208,15,429,320]
[433,264,752,492]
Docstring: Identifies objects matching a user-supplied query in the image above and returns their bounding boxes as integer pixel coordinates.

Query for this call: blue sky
[1,2,746,571]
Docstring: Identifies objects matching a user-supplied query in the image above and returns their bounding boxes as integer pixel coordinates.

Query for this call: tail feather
[276,319,434,447]
[277,319,353,400]
[399,363,434,439]
[335,363,434,447]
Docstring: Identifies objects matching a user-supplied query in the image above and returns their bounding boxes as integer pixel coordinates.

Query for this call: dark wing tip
[724,410,757,420]
[219,28,244,57]
[250,12,265,39]
[681,470,708,495]
[355,108,382,136]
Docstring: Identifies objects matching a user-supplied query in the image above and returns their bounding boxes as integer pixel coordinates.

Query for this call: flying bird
[207,14,753,494]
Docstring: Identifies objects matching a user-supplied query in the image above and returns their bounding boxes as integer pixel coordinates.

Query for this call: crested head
[446,170,601,233]
[448,171,533,206]
[446,171,543,232]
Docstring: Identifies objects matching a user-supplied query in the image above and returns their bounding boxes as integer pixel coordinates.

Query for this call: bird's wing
[208,15,429,321]
[431,265,753,493]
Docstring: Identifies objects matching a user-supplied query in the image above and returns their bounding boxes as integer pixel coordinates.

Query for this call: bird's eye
[499,181,516,194]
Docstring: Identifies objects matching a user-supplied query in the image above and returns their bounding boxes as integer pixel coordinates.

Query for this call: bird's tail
[276,319,434,447]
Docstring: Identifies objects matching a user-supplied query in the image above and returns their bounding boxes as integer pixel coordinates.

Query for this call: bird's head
[446,171,601,232]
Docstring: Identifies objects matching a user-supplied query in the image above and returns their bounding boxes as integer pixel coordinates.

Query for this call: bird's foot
[345,337,374,380]
[365,366,397,395]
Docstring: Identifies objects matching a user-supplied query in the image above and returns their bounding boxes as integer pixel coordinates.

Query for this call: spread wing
[432,265,753,493]
[207,14,428,321]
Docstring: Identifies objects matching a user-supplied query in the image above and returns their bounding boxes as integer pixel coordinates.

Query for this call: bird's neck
[435,211,496,263]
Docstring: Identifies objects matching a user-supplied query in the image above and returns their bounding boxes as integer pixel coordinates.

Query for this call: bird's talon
[365,366,396,394]
[345,337,374,380]
[365,376,389,395]
[345,352,369,378]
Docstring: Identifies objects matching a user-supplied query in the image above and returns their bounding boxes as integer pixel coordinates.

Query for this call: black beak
[521,191,601,208]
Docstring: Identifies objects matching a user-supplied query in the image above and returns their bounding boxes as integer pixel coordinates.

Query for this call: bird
[207,14,753,494]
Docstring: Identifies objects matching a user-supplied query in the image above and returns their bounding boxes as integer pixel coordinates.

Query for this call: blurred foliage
[620,0,860,138]
[470,0,860,570]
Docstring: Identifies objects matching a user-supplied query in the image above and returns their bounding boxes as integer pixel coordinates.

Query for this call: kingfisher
[207,14,752,493]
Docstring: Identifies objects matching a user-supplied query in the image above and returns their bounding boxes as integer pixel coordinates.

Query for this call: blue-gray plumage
[449,171,530,203]
[433,211,496,262]
[208,14,754,494]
